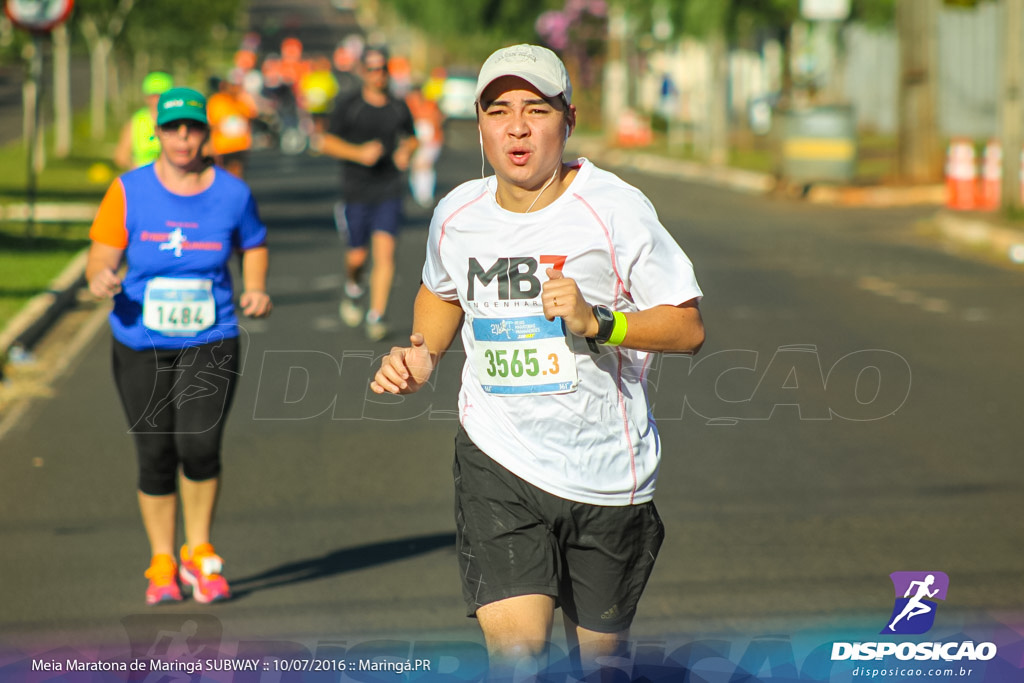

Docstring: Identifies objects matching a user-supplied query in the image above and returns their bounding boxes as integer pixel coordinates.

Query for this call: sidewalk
[569,136,1024,269]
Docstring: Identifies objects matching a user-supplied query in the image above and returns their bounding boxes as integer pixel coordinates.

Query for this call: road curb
[0,203,99,222]
[575,143,777,195]
[806,183,947,207]
[0,248,89,371]
[572,139,954,205]
[929,211,1024,265]
[571,139,1024,268]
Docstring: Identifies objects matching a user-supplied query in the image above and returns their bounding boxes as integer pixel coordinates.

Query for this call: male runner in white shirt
[371,44,705,678]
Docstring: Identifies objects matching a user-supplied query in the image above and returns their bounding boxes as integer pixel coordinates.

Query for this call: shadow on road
[229,531,456,598]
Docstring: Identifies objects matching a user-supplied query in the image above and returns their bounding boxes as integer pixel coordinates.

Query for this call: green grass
[0,117,119,202]
[0,114,114,334]
[0,226,89,325]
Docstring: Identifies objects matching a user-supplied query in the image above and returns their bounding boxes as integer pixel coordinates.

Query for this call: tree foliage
[71,0,244,74]
[380,0,565,63]
[125,0,241,55]
[377,0,898,67]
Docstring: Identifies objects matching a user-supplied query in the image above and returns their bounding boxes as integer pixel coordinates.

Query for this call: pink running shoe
[179,543,231,603]
[145,554,183,606]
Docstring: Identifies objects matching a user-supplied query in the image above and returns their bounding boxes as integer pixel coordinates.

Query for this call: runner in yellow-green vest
[114,72,173,169]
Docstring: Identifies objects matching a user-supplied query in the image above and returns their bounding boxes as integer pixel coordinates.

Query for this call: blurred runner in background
[206,72,258,179]
[114,71,173,170]
[312,45,417,341]
[405,82,445,207]
[298,55,340,134]
[332,42,362,97]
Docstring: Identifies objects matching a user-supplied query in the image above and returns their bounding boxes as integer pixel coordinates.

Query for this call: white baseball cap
[475,44,572,106]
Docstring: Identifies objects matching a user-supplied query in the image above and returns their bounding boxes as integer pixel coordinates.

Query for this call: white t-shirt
[423,158,702,506]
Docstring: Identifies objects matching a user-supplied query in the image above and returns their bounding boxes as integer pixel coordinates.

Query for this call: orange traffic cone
[945,138,977,211]
[616,109,653,147]
[978,140,1001,211]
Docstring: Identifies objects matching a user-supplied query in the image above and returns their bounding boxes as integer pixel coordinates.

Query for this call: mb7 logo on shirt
[882,571,949,635]
[466,255,566,301]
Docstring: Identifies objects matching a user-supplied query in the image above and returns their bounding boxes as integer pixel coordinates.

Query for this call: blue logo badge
[881,571,949,635]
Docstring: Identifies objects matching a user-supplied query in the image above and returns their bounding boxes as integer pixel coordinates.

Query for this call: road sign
[4,0,74,33]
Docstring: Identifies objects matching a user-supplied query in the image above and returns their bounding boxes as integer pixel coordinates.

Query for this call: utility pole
[1001,0,1023,212]
[896,0,942,182]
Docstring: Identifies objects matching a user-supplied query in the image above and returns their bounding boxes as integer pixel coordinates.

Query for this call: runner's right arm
[86,181,128,298]
[311,132,385,167]
[113,121,134,170]
[370,284,463,395]
[86,243,124,298]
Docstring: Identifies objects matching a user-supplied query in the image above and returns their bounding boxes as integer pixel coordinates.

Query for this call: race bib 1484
[142,277,216,335]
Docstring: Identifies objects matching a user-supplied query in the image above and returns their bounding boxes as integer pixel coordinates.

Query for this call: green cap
[156,87,208,126]
[142,71,173,96]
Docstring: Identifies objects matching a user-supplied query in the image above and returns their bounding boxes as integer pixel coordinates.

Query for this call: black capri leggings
[112,337,240,496]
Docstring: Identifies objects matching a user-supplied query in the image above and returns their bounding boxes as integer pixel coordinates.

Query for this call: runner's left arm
[542,269,704,354]
[239,246,272,318]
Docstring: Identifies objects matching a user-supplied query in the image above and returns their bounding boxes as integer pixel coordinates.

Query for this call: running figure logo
[159,228,187,257]
[882,571,949,635]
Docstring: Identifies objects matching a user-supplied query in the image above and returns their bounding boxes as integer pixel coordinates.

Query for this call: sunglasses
[159,120,208,133]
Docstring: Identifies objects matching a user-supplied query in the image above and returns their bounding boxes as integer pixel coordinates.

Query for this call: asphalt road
[1,120,1023,679]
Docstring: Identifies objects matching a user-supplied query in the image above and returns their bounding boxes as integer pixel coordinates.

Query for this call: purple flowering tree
[535,0,608,126]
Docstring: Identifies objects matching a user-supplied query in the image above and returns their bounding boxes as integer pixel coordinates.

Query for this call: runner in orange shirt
[206,72,258,178]
[405,82,445,207]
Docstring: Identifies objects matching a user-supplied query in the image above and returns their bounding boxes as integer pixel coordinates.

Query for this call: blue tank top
[109,165,267,350]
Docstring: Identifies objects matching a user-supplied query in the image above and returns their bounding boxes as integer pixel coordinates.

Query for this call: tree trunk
[53,23,72,158]
[109,59,124,123]
[1001,0,1023,211]
[90,36,111,140]
[896,0,942,183]
[706,30,729,166]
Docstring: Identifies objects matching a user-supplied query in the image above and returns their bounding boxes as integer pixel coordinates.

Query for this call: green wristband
[607,311,628,346]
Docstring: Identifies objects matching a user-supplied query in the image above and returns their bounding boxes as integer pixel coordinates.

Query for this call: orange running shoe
[179,543,231,603]
[145,554,183,605]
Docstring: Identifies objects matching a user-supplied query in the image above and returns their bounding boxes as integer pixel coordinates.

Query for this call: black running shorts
[453,427,665,634]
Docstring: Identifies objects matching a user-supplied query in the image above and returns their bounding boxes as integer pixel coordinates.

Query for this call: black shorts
[453,427,665,633]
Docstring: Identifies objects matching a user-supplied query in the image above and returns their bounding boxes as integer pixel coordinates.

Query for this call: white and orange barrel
[945,138,977,211]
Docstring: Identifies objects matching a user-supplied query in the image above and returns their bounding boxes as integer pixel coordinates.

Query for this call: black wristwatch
[586,304,616,352]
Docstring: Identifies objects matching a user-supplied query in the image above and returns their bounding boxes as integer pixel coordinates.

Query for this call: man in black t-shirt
[313,46,417,341]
